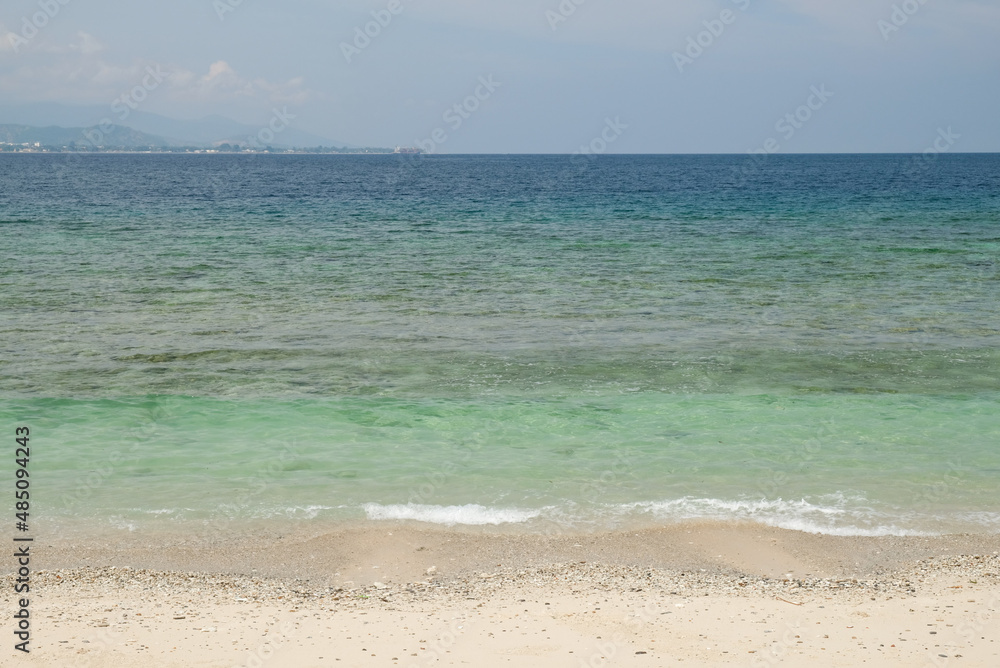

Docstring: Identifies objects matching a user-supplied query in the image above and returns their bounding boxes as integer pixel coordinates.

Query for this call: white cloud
[195,60,254,96]
[171,60,311,105]
[71,31,106,55]
[0,36,314,109]
[0,24,18,53]
[0,29,106,56]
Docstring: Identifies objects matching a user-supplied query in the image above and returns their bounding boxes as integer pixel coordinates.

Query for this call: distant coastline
[0,121,409,154]
[0,143,400,155]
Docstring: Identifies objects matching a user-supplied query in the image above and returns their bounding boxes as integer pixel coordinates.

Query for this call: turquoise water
[2,154,999,535]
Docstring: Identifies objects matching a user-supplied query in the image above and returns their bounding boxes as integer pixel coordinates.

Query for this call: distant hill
[0,102,353,149]
[0,123,173,148]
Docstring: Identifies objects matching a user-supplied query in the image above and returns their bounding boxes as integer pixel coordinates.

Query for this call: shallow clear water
[2,153,999,535]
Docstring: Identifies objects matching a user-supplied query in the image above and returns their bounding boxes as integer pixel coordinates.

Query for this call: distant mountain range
[0,102,354,149]
[0,123,172,148]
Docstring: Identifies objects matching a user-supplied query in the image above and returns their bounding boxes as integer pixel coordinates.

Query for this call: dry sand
[4,522,998,667]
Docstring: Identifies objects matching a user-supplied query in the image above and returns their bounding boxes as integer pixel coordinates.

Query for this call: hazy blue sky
[2,0,998,152]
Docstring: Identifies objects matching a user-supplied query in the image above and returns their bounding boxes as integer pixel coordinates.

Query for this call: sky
[1,0,998,152]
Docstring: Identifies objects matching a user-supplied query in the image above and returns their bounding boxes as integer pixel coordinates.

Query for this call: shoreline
[23,521,1000,583]
[4,523,999,666]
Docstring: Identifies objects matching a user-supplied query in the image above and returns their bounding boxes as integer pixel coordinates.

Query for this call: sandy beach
[4,523,998,667]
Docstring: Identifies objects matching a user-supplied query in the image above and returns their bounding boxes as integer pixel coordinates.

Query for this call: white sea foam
[363,503,542,526]
[952,511,1000,531]
[362,495,940,535]
[615,495,931,536]
[108,516,139,532]
[278,505,336,519]
[122,495,995,536]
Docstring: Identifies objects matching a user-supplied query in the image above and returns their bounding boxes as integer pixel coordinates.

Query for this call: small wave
[240,504,337,520]
[130,505,339,520]
[621,496,930,536]
[952,511,1000,531]
[279,505,336,520]
[108,516,139,532]
[363,503,541,526]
